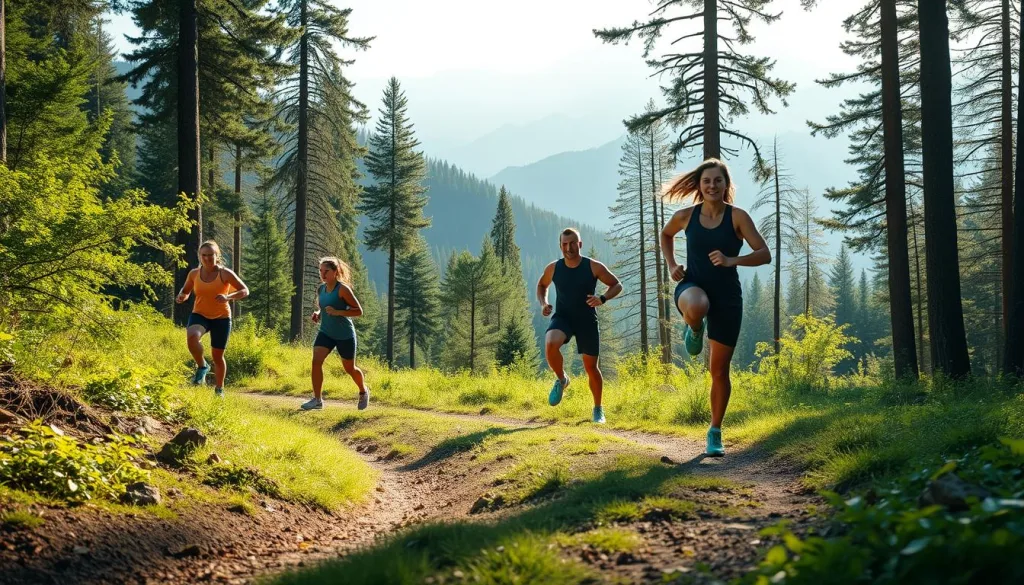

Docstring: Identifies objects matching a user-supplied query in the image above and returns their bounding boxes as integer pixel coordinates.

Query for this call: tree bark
[918,0,971,377]
[290,0,309,340]
[175,0,202,326]
[881,0,919,379]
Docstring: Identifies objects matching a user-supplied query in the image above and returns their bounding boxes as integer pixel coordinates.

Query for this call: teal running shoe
[706,427,724,457]
[684,319,706,356]
[191,361,211,385]
[214,386,225,398]
[592,406,606,424]
[548,376,569,406]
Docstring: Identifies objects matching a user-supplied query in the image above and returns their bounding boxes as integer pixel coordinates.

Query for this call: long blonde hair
[319,256,352,286]
[199,240,224,267]
[662,158,736,204]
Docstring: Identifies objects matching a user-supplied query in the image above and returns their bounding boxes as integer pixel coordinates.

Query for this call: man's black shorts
[547,314,600,356]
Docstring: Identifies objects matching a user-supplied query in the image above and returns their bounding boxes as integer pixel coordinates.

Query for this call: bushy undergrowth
[743,439,1024,585]
[0,421,148,503]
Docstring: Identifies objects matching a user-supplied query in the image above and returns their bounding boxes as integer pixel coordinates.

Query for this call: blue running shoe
[592,406,606,424]
[191,361,211,385]
[684,319,706,356]
[214,386,225,399]
[706,427,725,457]
[548,376,569,406]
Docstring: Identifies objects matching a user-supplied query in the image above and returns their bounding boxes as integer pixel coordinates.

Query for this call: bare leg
[675,287,710,330]
[708,340,735,428]
[212,348,227,388]
[311,346,331,400]
[544,330,569,382]
[343,359,367,394]
[186,326,206,367]
[581,354,603,407]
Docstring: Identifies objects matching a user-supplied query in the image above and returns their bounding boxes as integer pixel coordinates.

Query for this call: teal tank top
[318,282,356,341]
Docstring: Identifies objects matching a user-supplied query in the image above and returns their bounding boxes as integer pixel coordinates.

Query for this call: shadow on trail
[270,454,738,585]
[398,425,544,471]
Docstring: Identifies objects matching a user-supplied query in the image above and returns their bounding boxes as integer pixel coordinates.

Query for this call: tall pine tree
[395,239,441,368]
[244,191,292,334]
[360,77,430,367]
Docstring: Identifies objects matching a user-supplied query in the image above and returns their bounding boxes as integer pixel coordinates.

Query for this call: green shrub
[742,439,1024,585]
[0,421,149,503]
[756,315,856,393]
[221,318,277,379]
[81,367,174,417]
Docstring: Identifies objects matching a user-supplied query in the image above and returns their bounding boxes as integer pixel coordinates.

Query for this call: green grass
[554,526,644,553]
[1,510,45,529]
[172,389,376,510]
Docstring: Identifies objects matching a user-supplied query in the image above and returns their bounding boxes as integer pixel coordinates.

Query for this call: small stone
[919,473,991,512]
[495,546,505,553]
[170,544,203,558]
[452,570,465,579]
[207,453,222,464]
[73,546,89,555]
[414,503,425,511]
[167,488,184,499]
[121,483,161,506]
[660,455,676,465]
[376,486,385,492]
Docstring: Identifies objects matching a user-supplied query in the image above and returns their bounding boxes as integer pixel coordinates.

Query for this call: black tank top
[683,203,743,298]
[553,257,598,320]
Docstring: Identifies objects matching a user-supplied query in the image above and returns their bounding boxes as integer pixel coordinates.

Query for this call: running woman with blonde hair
[175,240,250,397]
[660,159,771,456]
[301,257,370,411]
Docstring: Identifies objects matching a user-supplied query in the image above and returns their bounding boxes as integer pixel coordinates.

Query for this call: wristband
[599,294,607,304]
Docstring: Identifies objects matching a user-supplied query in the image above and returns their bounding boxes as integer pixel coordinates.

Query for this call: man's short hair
[560,227,581,241]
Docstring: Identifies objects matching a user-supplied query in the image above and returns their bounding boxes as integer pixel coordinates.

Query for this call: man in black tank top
[537,228,622,424]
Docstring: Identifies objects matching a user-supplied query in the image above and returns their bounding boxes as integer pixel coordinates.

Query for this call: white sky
[106,0,859,142]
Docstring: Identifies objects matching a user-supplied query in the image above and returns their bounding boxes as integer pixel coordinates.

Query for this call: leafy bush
[742,439,1024,584]
[81,367,174,417]
[756,314,856,393]
[0,421,149,503]
[221,318,278,379]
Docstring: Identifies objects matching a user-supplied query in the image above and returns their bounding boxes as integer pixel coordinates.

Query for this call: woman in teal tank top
[300,257,370,411]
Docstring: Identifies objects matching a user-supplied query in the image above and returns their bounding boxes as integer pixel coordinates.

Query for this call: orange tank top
[192,267,233,319]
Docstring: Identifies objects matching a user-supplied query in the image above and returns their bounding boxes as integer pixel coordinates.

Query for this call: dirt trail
[1,393,815,585]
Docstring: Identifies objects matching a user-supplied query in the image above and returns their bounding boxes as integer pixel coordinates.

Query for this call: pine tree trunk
[1,0,7,166]
[290,0,309,341]
[410,315,416,369]
[175,0,202,326]
[918,0,971,377]
[1001,0,1014,344]
[908,196,927,373]
[880,0,919,379]
[233,144,242,318]
[703,0,720,160]
[1003,0,1024,376]
[638,146,649,355]
[773,141,782,354]
[659,194,672,358]
[804,213,810,316]
[470,294,476,372]
[650,127,668,363]
[387,243,396,367]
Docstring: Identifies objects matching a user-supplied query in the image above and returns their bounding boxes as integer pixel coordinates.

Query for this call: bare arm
[175,269,197,303]
[325,284,363,318]
[711,209,771,268]
[661,207,694,281]
[587,260,622,307]
[536,262,556,317]
[311,285,321,323]
[220,269,250,301]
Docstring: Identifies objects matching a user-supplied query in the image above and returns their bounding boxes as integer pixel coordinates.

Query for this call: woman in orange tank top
[175,240,249,397]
